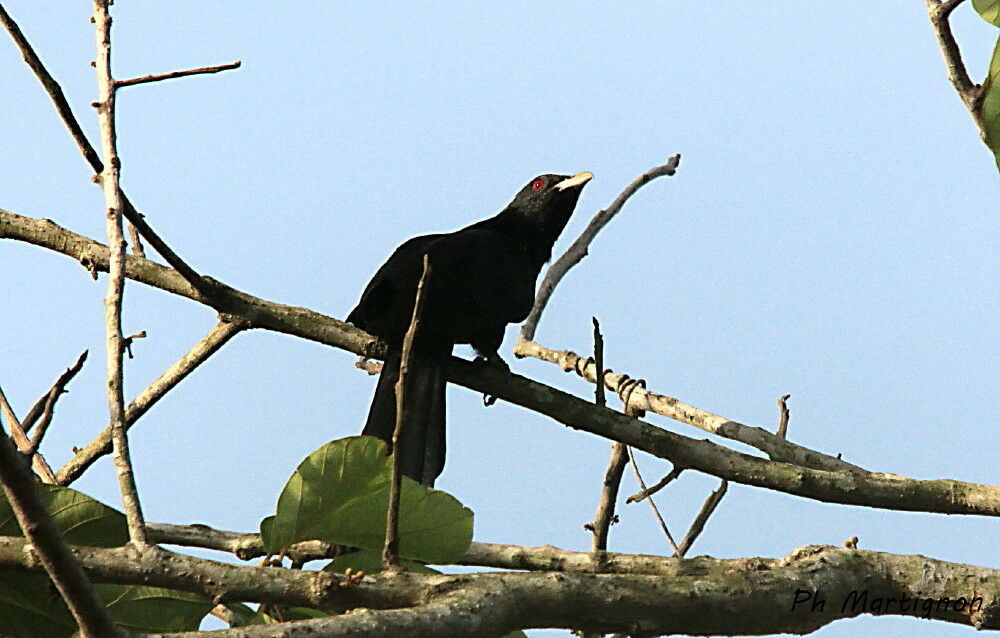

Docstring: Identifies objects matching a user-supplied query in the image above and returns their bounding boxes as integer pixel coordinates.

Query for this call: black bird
[347,171,593,486]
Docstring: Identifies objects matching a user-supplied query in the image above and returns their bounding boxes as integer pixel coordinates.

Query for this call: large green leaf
[98,584,213,633]
[0,484,212,637]
[973,0,1000,27]
[983,34,1000,171]
[0,483,128,547]
[262,436,473,564]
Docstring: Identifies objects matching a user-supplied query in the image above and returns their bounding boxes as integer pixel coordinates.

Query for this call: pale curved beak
[554,172,594,191]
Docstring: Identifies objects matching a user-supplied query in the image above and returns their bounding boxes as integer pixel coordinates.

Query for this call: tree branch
[115,61,241,88]
[3,207,1000,516]
[0,384,58,483]
[676,479,728,557]
[515,339,864,474]
[56,317,248,485]
[21,349,88,436]
[92,0,148,546]
[587,317,628,552]
[925,0,987,139]
[0,423,121,637]
[1,534,998,635]
[384,255,431,568]
[520,155,680,342]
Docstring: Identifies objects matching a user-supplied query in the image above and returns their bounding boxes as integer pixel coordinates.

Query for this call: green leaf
[973,0,1000,27]
[97,584,213,633]
[0,485,212,637]
[264,436,473,564]
[325,548,440,575]
[983,34,1000,171]
[0,483,128,547]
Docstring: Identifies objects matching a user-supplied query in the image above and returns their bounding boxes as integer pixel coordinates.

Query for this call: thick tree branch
[520,156,680,341]
[1,535,998,635]
[3,208,1000,516]
[515,339,864,474]
[0,424,121,637]
[56,317,248,485]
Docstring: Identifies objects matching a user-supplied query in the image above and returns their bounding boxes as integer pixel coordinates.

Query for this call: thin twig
[57,317,246,485]
[0,408,122,637]
[115,60,241,88]
[93,0,147,546]
[925,0,987,139]
[0,2,213,296]
[776,394,791,439]
[626,465,683,504]
[0,385,58,483]
[588,318,628,552]
[384,255,432,569]
[676,480,728,557]
[626,446,680,557]
[519,155,680,341]
[22,349,88,435]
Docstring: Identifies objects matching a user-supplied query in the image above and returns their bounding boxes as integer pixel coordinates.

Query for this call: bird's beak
[554,172,594,191]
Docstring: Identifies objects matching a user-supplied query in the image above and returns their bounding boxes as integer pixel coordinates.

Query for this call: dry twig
[776,394,791,439]
[676,480,728,557]
[384,255,432,569]
[520,155,680,341]
[92,0,147,545]
[115,60,241,88]
[587,318,629,552]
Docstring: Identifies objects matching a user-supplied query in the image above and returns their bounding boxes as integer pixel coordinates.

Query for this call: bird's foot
[473,353,509,406]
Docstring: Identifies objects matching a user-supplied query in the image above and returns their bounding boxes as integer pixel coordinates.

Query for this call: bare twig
[93,0,147,546]
[0,409,122,637]
[0,385,58,483]
[776,394,791,439]
[626,447,680,557]
[627,465,683,504]
[925,0,987,139]
[384,255,431,569]
[115,60,241,88]
[588,318,628,552]
[676,479,728,557]
[0,1,213,296]
[515,340,865,474]
[519,156,680,341]
[22,350,88,435]
[57,317,247,485]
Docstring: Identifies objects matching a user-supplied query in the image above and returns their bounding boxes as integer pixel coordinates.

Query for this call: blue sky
[1,2,998,636]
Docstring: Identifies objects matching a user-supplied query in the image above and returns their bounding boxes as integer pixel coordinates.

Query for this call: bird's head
[505,172,593,250]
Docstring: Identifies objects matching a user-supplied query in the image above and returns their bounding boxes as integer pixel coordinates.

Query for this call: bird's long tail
[362,352,446,487]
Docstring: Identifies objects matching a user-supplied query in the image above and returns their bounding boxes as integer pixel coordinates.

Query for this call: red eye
[531,178,545,191]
